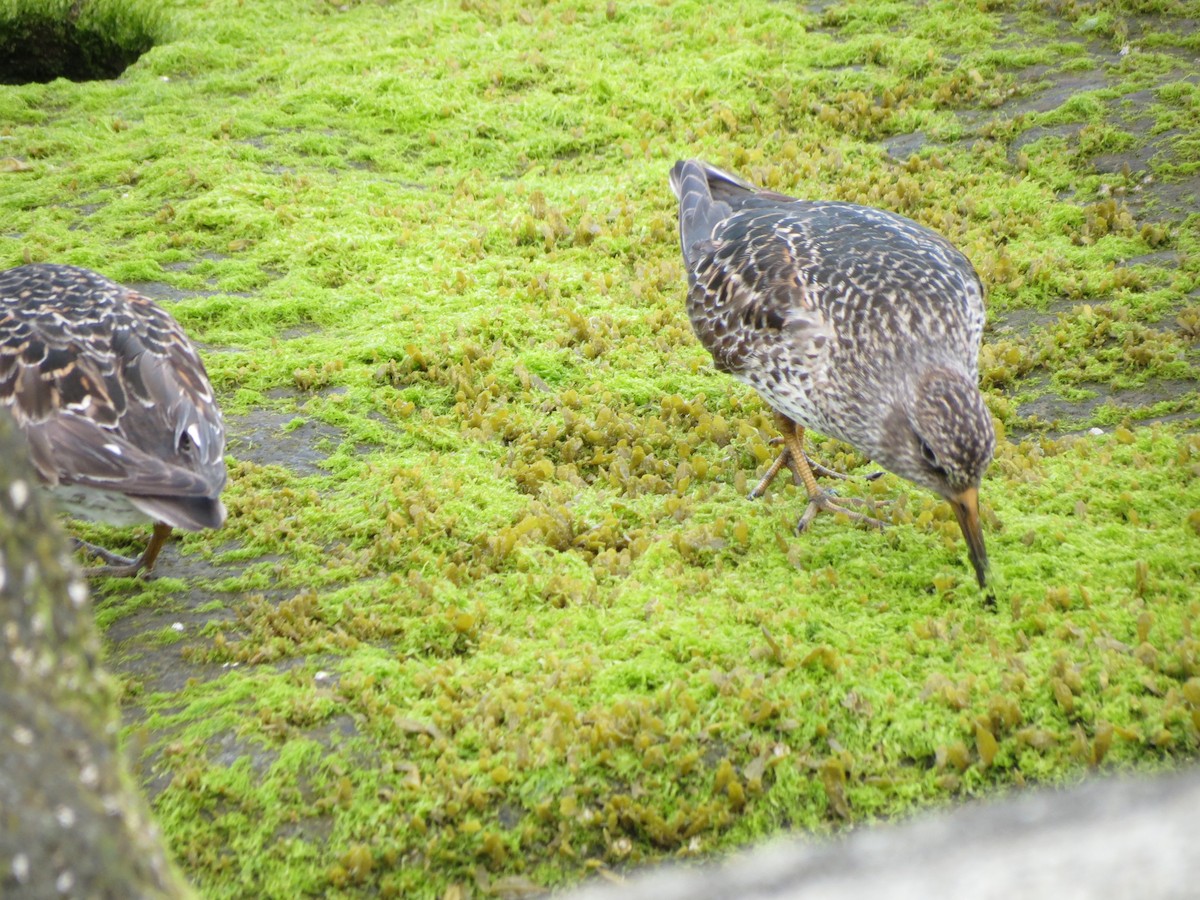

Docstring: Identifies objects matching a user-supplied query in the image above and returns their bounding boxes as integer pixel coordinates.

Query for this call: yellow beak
[949,486,988,588]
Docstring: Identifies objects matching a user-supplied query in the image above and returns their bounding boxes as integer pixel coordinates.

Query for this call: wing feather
[685,220,834,392]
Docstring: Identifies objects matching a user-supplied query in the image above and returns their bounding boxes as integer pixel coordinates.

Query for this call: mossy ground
[2,0,1199,896]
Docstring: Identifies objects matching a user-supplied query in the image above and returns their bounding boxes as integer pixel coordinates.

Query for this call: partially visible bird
[669,159,995,587]
[0,263,226,577]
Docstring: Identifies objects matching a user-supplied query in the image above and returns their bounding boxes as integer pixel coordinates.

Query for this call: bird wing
[684,211,834,390]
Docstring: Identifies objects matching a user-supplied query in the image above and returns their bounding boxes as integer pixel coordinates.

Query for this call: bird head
[876,367,996,588]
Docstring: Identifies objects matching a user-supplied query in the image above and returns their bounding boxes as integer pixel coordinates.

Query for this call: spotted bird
[0,264,226,577]
[670,159,995,587]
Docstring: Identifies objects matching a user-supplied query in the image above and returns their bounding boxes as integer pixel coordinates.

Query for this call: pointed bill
[950,486,988,588]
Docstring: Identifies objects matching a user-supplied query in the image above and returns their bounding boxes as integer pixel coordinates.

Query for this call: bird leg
[76,522,172,578]
[752,414,885,533]
[749,416,881,499]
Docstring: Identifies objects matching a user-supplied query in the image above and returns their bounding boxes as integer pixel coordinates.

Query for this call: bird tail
[686,160,761,203]
[669,159,736,263]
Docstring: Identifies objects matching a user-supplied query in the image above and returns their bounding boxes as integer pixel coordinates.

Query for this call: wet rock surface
[563,769,1200,900]
[0,410,193,899]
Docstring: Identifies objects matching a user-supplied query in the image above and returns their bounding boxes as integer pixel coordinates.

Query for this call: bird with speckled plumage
[0,263,226,577]
[670,159,995,587]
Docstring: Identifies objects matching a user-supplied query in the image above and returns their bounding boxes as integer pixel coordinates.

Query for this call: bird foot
[748,444,792,499]
[73,538,138,567]
[85,559,155,579]
[72,530,165,580]
[795,491,887,534]
[807,457,886,482]
[807,458,852,481]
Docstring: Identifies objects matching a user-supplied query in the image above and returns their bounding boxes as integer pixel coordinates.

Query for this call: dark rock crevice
[0,0,164,85]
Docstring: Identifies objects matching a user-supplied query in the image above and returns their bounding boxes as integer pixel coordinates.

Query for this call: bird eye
[918,438,939,468]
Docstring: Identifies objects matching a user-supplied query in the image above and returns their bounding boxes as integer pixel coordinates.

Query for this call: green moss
[2,0,1199,897]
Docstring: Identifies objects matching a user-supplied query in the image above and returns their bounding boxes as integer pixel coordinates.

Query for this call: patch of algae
[1,0,1199,896]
